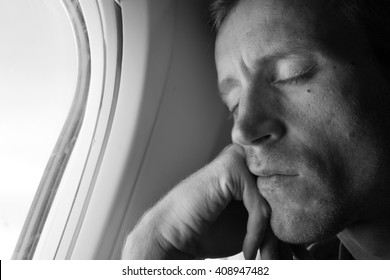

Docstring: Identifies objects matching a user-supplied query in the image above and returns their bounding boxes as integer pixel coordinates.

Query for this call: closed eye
[272,64,317,87]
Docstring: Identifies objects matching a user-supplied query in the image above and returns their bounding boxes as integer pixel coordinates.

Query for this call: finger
[219,144,269,259]
[259,227,279,259]
[226,144,270,260]
[241,178,270,260]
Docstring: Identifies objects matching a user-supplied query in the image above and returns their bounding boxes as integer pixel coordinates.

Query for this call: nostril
[256,134,272,144]
[232,118,286,146]
[232,128,272,146]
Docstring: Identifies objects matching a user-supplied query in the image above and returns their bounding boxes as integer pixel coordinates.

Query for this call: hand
[122,144,272,259]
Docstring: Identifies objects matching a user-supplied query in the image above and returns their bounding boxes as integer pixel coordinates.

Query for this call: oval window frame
[12,0,123,260]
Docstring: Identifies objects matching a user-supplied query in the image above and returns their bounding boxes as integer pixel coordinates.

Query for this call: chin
[259,173,352,244]
[268,202,346,244]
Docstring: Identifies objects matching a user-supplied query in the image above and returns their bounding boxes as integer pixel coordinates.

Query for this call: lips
[247,163,300,190]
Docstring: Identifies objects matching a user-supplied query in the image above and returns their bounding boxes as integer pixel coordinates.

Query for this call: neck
[338,216,390,259]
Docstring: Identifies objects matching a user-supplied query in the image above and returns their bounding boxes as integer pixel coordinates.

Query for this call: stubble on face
[216,0,390,244]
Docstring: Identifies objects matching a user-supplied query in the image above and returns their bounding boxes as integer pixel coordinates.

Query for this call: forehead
[216,0,322,71]
[214,0,353,79]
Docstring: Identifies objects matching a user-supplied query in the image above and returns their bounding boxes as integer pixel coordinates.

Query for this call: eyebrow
[217,46,315,98]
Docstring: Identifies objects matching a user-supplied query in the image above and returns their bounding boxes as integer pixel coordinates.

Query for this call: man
[122,0,390,259]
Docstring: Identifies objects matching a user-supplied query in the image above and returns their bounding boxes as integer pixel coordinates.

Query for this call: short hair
[209,0,239,32]
[209,0,390,68]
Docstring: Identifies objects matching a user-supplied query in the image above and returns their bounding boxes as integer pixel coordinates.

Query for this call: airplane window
[0,0,87,259]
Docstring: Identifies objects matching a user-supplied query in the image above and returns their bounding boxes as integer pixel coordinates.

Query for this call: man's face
[215,0,390,243]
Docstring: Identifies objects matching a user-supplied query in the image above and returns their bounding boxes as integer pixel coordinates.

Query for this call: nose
[231,88,286,147]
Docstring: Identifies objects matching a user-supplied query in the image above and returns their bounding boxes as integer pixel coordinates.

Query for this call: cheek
[285,63,363,154]
[284,87,350,163]
[285,78,382,199]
